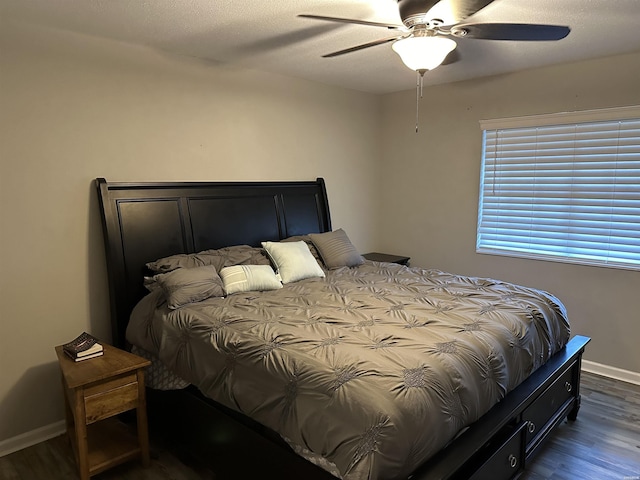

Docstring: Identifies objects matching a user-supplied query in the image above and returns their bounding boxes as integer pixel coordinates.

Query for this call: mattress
[127,261,570,480]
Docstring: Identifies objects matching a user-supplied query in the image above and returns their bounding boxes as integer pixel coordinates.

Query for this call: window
[477,106,640,270]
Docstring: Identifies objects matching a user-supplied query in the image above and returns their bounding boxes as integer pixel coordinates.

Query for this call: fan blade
[322,37,403,58]
[453,23,570,41]
[398,0,495,24]
[298,14,402,30]
[427,0,496,24]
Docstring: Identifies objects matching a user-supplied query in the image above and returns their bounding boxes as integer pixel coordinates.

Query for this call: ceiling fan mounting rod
[403,15,445,29]
[411,24,440,38]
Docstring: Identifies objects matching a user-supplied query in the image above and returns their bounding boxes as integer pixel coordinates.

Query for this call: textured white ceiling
[3,0,640,94]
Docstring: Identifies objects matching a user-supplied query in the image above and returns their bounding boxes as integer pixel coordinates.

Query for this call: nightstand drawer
[85,373,139,424]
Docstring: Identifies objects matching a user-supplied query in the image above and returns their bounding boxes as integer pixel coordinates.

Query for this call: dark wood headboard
[96,178,332,348]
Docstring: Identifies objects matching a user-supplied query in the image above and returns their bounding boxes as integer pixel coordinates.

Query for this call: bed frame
[96,177,590,480]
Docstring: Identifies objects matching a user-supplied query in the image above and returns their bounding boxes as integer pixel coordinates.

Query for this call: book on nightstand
[63,332,104,361]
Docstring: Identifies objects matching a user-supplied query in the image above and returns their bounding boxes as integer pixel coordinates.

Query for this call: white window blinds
[477,107,640,270]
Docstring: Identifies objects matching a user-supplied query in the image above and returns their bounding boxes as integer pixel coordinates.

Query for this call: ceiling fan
[299,0,570,73]
[299,0,570,132]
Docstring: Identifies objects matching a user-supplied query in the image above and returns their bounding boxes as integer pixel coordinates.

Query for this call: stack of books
[63,332,104,362]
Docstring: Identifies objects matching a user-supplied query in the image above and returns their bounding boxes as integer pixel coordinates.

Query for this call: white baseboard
[0,421,66,458]
[582,360,640,386]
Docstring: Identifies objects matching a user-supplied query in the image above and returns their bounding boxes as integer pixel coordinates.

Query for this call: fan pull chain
[415,69,426,133]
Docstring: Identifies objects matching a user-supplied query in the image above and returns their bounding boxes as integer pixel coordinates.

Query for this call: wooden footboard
[147,335,590,480]
[413,334,590,480]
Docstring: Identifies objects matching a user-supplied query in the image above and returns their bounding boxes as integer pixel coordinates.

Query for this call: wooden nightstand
[55,343,151,480]
[363,252,410,266]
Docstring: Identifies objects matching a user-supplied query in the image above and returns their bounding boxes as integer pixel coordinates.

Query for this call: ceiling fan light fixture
[392,35,457,72]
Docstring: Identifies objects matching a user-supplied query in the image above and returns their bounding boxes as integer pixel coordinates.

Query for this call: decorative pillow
[219,265,282,295]
[261,241,326,284]
[309,229,364,269]
[217,245,271,268]
[153,265,224,309]
[143,275,161,292]
[147,245,269,273]
[282,235,324,266]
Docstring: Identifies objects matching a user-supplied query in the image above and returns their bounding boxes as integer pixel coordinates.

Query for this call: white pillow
[261,241,325,284]
[219,265,283,295]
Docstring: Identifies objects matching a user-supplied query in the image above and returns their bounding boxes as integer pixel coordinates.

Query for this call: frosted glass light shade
[392,36,457,71]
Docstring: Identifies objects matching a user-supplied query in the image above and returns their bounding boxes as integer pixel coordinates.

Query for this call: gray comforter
[127,261,570,479]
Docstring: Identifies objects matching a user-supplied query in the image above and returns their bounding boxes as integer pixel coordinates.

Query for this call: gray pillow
[154,265,224,309]
[309,229,364,269]
[147,245,269,273]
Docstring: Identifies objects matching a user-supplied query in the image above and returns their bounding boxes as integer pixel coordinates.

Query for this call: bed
[96,177,590,480]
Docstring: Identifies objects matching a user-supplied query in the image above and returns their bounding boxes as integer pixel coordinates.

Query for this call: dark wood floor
[520,372,640,480]
[1,372,638,480]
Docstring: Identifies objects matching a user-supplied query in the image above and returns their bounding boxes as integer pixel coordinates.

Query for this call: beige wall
[379,51,640,374]
[2,16,639,446]
[0,21,382,442]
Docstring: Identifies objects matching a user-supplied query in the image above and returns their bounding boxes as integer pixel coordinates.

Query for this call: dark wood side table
[362,252,411,266]
[55,343,151,480]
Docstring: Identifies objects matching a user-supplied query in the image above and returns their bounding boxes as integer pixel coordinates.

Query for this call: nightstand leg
[60,373,74,442]
[136,370,150,467]
[73,388,90,480]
